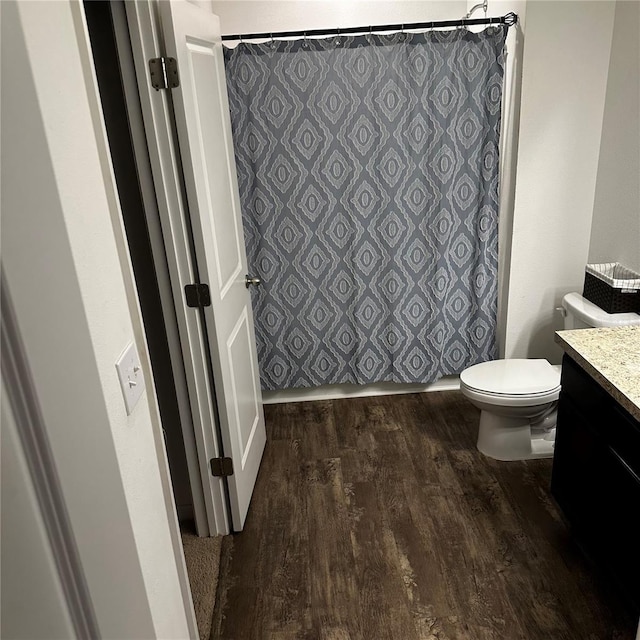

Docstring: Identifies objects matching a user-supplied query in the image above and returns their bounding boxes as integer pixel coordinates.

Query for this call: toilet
[460,292,640,461]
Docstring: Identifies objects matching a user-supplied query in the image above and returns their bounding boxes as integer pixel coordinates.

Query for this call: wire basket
[583,263,640,314]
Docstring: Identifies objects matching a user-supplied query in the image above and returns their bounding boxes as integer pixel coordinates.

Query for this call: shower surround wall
[214,1,617,400]
[224,26,507,391]
[214,1,522,402]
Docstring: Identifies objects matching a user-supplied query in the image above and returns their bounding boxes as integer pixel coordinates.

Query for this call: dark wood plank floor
[211,391,637,640]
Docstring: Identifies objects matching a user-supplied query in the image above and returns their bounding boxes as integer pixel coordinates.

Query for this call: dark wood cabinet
[551,354,640,613]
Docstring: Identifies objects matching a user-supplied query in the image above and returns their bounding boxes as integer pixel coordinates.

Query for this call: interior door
[160,0,266,531]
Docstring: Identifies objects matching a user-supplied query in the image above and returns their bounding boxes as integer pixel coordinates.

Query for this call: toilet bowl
[460,359,561,460]
[460,292,640,461]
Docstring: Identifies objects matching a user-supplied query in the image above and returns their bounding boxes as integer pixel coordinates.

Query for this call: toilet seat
[460,384,560,407]
[460,359,561,407]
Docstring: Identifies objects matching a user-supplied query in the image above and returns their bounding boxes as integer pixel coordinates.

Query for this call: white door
[160,0,266,531]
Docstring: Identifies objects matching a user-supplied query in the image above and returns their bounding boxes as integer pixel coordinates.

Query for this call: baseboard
[262,376,461,404]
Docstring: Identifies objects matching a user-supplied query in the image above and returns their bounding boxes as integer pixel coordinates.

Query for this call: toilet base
[477,411,555,461]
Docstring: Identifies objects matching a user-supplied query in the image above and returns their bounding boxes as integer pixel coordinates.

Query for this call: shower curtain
[224,26,507,391]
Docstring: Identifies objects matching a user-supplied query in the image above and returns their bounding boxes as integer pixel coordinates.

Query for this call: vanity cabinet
[551,354,640,613]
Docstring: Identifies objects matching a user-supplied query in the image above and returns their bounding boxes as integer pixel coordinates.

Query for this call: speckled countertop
[555,326,640,421]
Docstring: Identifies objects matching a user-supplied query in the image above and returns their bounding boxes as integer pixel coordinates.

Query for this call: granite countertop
[555,326,640,421]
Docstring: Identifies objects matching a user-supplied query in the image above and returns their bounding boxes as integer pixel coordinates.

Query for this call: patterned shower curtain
[224,27,507,391]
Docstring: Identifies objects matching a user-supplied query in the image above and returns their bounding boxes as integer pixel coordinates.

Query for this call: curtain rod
[221,11,517,42]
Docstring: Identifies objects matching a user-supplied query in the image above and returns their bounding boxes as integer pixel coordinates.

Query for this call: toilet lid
[460,359,561,396]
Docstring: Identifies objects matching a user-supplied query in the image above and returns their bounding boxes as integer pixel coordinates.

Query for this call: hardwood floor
[211,391,637,640]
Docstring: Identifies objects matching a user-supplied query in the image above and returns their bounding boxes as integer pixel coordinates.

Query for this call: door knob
[245,274,262,288]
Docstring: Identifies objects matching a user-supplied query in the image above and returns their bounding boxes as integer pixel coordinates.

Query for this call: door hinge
[184,283,211,308]
[148,57,180,90]
[210,457,234,477]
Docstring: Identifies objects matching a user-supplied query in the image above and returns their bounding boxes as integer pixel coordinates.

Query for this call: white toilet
[460,292,640,461]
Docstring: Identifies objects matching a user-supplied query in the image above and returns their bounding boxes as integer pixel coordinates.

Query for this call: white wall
[213,1,467,36]
[2,2,194,637]
[588,0,640,273]
[504,1,615,363]
[1,383,77,640]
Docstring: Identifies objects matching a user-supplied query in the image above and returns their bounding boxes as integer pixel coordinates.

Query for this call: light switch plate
[115,342,145,415]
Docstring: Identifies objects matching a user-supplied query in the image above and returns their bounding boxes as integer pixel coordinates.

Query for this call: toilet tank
[562,292,640,329]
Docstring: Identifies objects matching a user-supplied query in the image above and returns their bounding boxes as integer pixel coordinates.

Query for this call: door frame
[125,0,232,536]
[1,272,99,640]
[84,0,208,535]
[157,0,267,532]
[3,0,198,635]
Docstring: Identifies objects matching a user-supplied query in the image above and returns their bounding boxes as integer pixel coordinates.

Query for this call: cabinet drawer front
[560,355,609,419]
[600,445,640,610]
[608,404,640,478]
[551,395,608,526]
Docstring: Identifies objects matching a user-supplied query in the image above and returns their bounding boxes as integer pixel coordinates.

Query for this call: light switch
[115,342,145,415]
